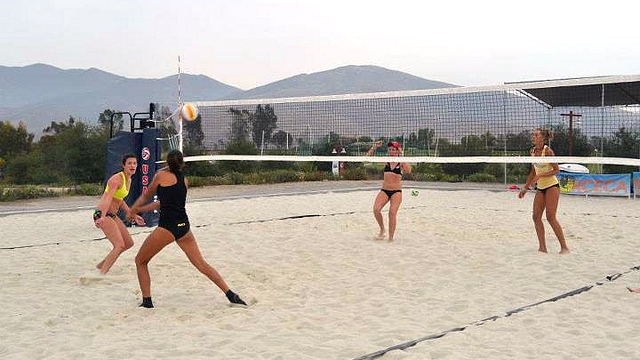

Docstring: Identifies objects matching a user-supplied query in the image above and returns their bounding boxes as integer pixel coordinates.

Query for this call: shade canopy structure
[508,75,640,107]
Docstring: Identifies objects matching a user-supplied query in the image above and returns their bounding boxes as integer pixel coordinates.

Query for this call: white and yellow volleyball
[180,102,199,122]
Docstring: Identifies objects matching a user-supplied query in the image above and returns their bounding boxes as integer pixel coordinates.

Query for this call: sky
[2,0,640,90]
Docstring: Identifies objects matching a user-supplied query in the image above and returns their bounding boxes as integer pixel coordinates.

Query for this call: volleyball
[180,103,199,122]
[411,189,420,197]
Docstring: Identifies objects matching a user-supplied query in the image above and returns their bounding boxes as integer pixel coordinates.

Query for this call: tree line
[0,110,123,184]
[1,104,638,185]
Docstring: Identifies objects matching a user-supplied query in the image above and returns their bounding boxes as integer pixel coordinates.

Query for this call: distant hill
[0,63,457,135]
[222,65,457,100]
[0,64,241,134]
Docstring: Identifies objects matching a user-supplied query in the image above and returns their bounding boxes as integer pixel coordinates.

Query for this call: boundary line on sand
[0,182,506,217]
[349,267,640,360]
[2,203,638,250]
[0,206,425,250]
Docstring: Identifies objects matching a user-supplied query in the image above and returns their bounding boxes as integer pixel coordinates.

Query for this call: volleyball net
[155,75,640,180]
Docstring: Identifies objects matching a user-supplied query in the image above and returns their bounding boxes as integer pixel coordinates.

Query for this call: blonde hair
[535,128,553,142]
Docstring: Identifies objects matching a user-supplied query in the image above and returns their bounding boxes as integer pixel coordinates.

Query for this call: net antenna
[177,55,183,152]
[149,56,184,150]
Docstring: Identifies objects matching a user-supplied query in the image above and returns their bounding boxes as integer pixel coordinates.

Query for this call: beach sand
[1,181,639,360]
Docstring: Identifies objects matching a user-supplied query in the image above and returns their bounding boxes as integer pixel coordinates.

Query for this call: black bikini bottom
[535,183,559,194]
[381,189,402,199]
[93,210,117,221]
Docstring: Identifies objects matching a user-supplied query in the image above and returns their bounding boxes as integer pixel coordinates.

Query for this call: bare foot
[538,248,548,253]
[388,238,394,242]
[375,231,385,240]
[627,287,640,293]
[559,248,570,255]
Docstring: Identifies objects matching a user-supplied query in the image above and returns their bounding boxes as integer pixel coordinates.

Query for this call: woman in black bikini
[128,150,246,308]
[367,141,412,242]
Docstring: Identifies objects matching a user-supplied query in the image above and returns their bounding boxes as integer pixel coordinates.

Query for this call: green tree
[505,131,532,153]
[416,128,436,149]
[223,108,260,173]
[297,136,312,156]
[3,149,55,184]
[438,135,486,177]
[458,134,493,156]
[312,132,342,171]
[598,127,640,173]
[228,108,251,143]
[0,121,34,158]
[314,132,341,156]
[220,140,259,173]
[38,116,108,183]
[548,123,592,156]
[183,114,205,155]
[98,109,124,134]
[434,137,452,156]
[606,127,640,158]
[229,105,279,148]
[251,104,278,148]
[272,130,293,149]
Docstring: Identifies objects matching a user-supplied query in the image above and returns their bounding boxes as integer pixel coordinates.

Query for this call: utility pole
[560,111,582,156]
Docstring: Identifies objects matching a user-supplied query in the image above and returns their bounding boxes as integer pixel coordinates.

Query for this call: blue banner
[104,129,160,226]
[139,128,160,227]
[557,173,631,197]
[634,172,640,197]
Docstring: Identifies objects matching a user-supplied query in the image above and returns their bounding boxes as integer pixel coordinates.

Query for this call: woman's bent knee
[112,243,128,253]
[135,255,148,267]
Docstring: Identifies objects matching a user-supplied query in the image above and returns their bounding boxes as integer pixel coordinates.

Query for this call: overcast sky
[2,0,639,90]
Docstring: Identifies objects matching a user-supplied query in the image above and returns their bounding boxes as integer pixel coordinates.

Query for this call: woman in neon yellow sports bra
[93,153,145,274]
[518,128,569,254]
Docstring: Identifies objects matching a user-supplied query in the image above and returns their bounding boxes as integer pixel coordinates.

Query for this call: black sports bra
[384,162,402,175]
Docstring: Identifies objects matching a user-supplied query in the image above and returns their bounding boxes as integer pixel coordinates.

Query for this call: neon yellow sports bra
[532,145,559,189]
[104,172,129,200]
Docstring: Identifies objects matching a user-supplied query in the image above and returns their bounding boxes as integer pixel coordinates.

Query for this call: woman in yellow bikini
[93,153,145,274]
[518,128,569,254]
[367,140,412,242]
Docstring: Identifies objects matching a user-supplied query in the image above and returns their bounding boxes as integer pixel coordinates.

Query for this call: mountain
[0,63,457,135]
[223,65,457,100]
[0,63,241,134]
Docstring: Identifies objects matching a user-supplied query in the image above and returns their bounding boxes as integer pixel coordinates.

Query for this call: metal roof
[509,75,640,107]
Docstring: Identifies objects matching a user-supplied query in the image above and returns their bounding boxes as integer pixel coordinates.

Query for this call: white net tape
[182,155,640,167]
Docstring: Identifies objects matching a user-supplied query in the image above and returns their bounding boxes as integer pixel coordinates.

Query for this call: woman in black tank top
[129,150,247,308]
[156,170,190,240]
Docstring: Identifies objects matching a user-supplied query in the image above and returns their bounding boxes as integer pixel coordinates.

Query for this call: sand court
[1,182,639,359]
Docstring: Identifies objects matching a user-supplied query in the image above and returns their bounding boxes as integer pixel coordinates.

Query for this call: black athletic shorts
[158,217,190,240]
